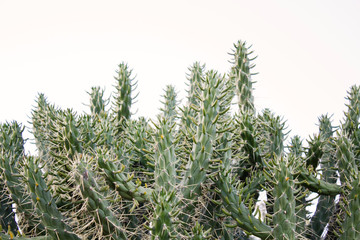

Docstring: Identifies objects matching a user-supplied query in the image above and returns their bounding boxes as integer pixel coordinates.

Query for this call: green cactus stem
[160,85,178,124]
[24,156,80,240]
[288,136,311,238]
[216,169,272,239]
[308,115,338,239]
[269,156,297,240]
[97,150,152,203]
[113,62,137,122]
[181,70,223,216]
[88,86,108,116]
[230,40,256,114]
[339,177,360,240]
[149,117,180,239]
[0,122,45,235]
[75,156,127,240]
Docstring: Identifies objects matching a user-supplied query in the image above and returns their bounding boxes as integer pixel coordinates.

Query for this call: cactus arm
[339,177,360,239]
[149,117,180,239]
[75,159,127,240]
[235,113,262,167]
[97,154,152,202]
[1,153,45,235]
[230,40,256,114]
[336,134,358,184]
[191,222,211,240]
[305,134,324,169]
[296,169,341,196]
[112,62,136,122]
[287,136,311,237]
[160,85,178,124]
[153,118,177,192]
[0,122,45,235]
[308,115,338,239]
[0,184,17,234]
[180,70,223,219]
[342,85,360,139]
[150,190,179,240]
[186,62,205,110]
[87,86,108,116]
[216,170,272,239]
[269,156,297,240]
[258,109,286,159]
[24,157,80,240]
[126,117,153,172]
[0,123,19,232]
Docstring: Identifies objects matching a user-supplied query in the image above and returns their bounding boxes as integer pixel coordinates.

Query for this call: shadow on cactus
[0,41,359,240]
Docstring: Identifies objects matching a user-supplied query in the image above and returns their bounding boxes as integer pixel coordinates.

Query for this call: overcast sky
[1,0,360,153]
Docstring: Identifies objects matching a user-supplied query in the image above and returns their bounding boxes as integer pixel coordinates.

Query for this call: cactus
[308,115,337,239]
[0,41,359,239]
[24,156,80,240]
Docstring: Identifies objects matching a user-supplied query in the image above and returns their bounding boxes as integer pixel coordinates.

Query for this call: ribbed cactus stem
[340,177,360,240]
[25,156,80,240]
[0,184,17,234]
[0,121,24,158]
[186,62,205,108]
[181,70,222,213]
[160,85,178,124]
[288,136,309,237]
[305,134,324,169]
[150,189,179,239]
[0,122,24,233]
[0,122,44,235]
[309,115,337,239]
[236,113,262,168]
[153,118,177,192]
[191,222,211,240]
[216,170,272,239]
[113,62,136,122]
[1,153,44,236]
[259,109,286,158]
[201,124,234,238]
[230,40,256,114]
[343,85,360,138]
[78,115,96,151]
[180,62,205,132]
[97,152,152,202]
[75,157,127,240]
[271,156,296,240]
[336,134,358,184]
[61,109,83,158]
[31,94,53,161]
[149,117,180,238]
[127,117,152,171]
[296,168,341,196]
[88,86,107,116]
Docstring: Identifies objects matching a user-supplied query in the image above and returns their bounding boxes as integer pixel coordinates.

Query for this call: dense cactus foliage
[0,41,359,239]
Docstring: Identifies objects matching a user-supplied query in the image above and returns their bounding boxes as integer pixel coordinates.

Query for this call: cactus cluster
[0,41,359,239]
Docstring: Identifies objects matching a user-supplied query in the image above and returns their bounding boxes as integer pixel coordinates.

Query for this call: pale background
[1,0,359,153]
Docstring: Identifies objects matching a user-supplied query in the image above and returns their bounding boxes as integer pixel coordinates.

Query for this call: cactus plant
[0,40,359,240]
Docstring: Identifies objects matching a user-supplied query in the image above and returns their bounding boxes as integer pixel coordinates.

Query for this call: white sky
[1,0,360,153]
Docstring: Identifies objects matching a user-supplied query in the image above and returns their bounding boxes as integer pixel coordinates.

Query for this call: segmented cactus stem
[25,157,80,240]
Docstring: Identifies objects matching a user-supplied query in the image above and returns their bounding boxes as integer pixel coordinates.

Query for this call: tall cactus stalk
[180,70,223,219]
[25,156,80,240]
[267,156,297,240]
[308,115,337,239]
[113,62,137,123]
